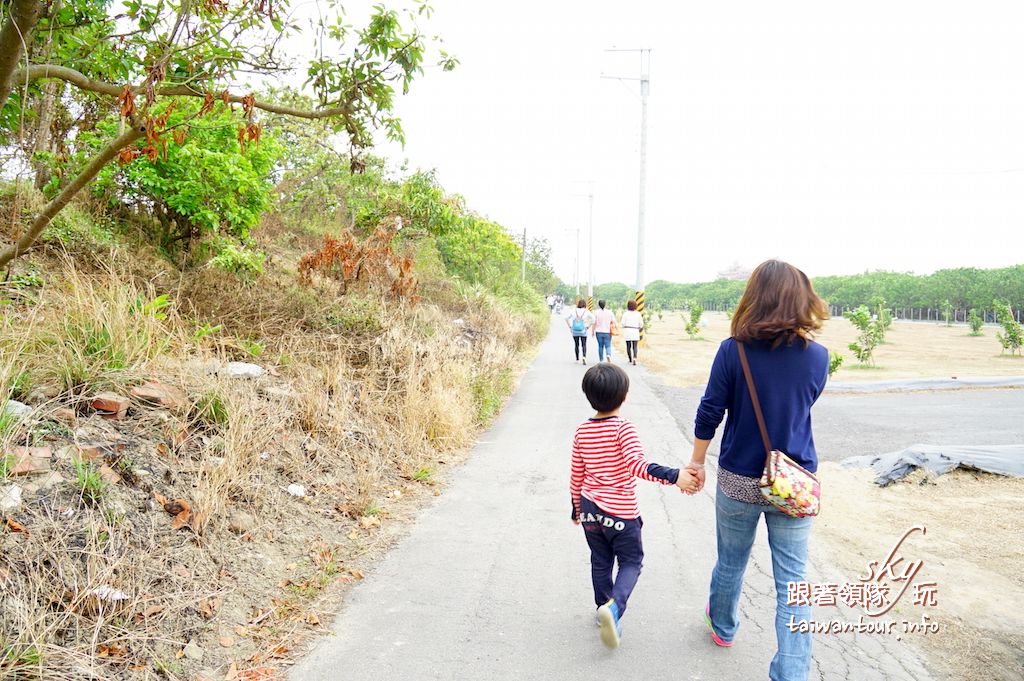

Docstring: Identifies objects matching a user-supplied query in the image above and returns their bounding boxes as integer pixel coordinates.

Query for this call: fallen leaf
[3,516,29,537]
[305,612,320,626]
[198,596,223,620]
[349,568,365,580]
[358,515,380,529]
[97,642,127,658]
[137,604,165,620]
[234,625,248,637]
[98,464,122,485]
[172,564,190,579]
[346,529,359,541]
[224,661,239,680]
[218,636,234,648]
[270,646,289,658]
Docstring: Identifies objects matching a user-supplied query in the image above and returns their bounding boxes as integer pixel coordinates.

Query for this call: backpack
[571,310,586,334]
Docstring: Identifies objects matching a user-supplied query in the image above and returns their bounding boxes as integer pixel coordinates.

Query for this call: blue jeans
[595,332,612,361]
[580,497,643,617]
[709,486,813,681]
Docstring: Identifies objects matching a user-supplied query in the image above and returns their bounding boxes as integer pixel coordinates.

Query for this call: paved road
[290,323,937,681]
[655,382,1024,463]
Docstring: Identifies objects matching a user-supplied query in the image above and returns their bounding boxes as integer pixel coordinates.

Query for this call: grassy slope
[0,192,548,680]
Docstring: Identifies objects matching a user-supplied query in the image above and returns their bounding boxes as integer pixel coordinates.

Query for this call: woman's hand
[687,465,706,492]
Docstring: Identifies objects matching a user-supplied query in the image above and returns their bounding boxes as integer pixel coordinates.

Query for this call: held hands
[688,464,706,493]
[676,469,699,494]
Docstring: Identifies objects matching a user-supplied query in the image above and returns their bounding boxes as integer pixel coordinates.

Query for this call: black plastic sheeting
[842,444,1024,486]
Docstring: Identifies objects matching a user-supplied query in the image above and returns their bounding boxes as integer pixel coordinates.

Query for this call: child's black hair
[582,363,629,413]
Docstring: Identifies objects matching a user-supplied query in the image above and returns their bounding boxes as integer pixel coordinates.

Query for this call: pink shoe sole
[704,604,733,647]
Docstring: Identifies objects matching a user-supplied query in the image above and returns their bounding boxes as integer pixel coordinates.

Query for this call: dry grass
[640,311,1024,387]
[0,241,545,679]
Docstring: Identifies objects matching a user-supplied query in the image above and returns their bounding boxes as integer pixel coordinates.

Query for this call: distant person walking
[565,299,595,364]
[593,300,616,362]
[687,259,829,681]
[620,300,644,365]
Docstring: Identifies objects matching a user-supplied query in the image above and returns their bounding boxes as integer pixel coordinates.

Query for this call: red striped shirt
[570,416,671,520]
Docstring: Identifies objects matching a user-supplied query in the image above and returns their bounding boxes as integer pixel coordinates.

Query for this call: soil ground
[638,311,1024,388]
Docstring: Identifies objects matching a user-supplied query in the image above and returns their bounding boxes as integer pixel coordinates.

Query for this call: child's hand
[676,469,699,494]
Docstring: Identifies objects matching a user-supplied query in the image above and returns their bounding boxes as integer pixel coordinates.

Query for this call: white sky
[297,0,1024,286]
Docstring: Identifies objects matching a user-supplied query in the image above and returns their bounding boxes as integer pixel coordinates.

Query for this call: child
[570,363,698,649]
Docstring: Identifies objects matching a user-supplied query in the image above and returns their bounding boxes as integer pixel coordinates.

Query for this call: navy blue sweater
[694,337,828,477]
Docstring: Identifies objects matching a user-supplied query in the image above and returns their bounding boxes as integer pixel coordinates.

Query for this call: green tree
[684,303,703,340]
[0,0,456,266]
[844,305,885,365]
[993,300,1023,356]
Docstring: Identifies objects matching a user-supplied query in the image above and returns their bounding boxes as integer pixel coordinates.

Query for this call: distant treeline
[573,265,1024,312]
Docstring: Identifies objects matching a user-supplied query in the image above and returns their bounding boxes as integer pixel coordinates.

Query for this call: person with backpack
[565,299,595,364]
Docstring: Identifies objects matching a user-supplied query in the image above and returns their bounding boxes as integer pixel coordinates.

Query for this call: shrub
[968,308,984,336]
[208,241,266,280]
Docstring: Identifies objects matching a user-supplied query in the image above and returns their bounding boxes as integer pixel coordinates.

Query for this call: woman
[565,299,595,364]
[620,299,644,365]
[592,300,616,362]
[687,260,829,681]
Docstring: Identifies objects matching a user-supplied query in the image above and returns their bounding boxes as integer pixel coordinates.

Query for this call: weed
[362,502,382,517]
[412,466,433,483]
[0,453,12,478]
[74,459,106,504]
[192,322,222,341]
[194,392,229,428]
[239,338,265,357]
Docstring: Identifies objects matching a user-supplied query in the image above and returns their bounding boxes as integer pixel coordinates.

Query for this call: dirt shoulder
[816,464,1024,681]
[638,311,1024,388]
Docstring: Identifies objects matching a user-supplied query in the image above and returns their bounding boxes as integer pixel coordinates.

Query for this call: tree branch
[0,123,145,268]
[0,0,42,111]
[13,63,362,119]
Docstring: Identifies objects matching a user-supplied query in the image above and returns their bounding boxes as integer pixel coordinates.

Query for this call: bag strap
[736,341,774,474]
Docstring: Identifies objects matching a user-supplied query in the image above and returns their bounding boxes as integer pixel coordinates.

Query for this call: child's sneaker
[596,599,622,649]
[704,603,733,647]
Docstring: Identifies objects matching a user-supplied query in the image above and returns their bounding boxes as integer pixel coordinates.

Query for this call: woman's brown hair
[577,298,587,308]
[627,299,637,311]
[731,260,828,347]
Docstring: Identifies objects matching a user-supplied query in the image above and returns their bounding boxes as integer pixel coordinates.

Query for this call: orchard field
[639,312,1024,387]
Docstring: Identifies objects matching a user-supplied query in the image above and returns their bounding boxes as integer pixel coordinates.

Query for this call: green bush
[85,105,282,248]
[684,304,704,339]
[968,308,984,336]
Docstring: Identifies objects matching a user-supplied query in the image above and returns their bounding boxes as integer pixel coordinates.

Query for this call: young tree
[828,352,844,377]
[844,305,885,365]
[994,300,1023,356]
[941,299,954,326]
[0,0,456,267]
[967,308,984,336]
[684,303,703,340]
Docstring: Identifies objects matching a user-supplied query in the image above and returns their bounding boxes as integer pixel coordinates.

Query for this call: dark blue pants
[580,497,644,617]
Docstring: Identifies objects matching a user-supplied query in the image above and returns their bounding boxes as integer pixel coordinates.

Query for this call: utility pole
[587,190,594,300]
[602,48,651,293]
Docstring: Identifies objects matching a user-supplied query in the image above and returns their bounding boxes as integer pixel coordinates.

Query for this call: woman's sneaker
[704,603,733,647]
[596,599,622,649]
